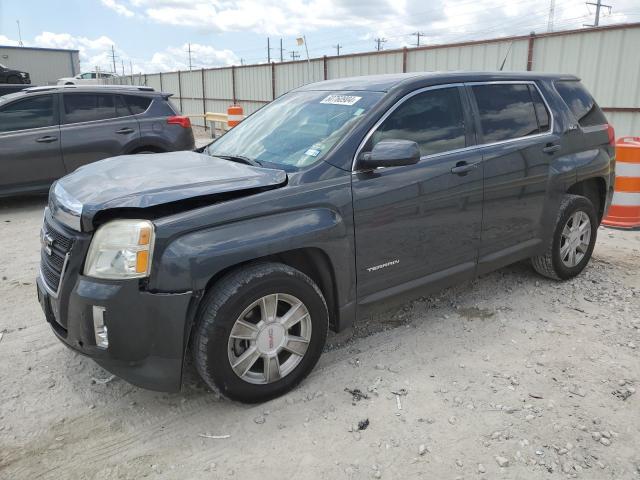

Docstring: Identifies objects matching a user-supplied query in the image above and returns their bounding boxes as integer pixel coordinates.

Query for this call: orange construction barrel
[227,104,243,128]
[603,137,640,229]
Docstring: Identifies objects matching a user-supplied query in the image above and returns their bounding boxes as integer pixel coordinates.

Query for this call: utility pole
[412,32,425,47]
[280,38,284,62]
[267,37,271,63]
[333,43,342,56]
[129,60,133,76]
[121,59,125,76]
[547,0,556,32]
[16,20,24,46]
[111,45,117,74]
[585,0,612,27]
[290,51,300,61]
[187,43,192,70]
[240,58,245,66]
[375,37,386,51]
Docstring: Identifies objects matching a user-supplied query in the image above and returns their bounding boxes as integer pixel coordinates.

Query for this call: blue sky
[1,0,638,74]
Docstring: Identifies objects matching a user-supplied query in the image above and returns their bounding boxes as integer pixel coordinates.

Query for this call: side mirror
[358,139,420,170]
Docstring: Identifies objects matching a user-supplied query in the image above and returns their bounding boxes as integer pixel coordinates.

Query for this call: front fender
[151,207,354,296]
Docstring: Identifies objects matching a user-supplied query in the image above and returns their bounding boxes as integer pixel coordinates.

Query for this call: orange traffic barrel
[603,137,640,229]
[227,104,243,128]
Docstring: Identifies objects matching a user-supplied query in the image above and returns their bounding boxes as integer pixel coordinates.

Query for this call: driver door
[351,85,483,301]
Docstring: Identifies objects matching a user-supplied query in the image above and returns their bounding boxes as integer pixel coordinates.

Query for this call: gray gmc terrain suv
[0,85,194,196]
[36,72,615,402]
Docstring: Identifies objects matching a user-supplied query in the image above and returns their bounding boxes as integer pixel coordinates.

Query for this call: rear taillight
[167,115,191,129]
[607,123,615,146]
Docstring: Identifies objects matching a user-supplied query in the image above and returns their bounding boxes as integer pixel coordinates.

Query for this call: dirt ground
[0,196,638,480]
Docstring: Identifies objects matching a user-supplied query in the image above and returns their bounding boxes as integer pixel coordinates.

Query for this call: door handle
[542,143,561,154]
[116,127,135,134]
[450,161,480,175]
[35,135,58,143]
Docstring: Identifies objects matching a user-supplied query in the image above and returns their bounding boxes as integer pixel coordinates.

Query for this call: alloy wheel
[227,293,312,384]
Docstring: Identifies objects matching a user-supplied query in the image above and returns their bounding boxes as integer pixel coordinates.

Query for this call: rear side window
[369,87,466,157]
[125,95,152,114]
[472,84,542,143]
[64,94,128,123]
[555,80,607,127]
[0,95,56,133]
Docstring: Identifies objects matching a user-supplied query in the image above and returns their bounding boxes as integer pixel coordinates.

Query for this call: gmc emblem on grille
[41,230,55,256]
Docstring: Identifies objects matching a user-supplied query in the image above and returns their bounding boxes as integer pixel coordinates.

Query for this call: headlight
[84,220,155,279]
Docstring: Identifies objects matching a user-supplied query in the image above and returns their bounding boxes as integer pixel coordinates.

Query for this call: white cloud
[1,31,237,74]
[101,0,134,17]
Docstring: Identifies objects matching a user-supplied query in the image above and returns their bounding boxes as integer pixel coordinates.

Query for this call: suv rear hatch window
[555,80,607,128]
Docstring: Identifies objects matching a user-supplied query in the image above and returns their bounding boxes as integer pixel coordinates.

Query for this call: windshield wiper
[213,154,262,167]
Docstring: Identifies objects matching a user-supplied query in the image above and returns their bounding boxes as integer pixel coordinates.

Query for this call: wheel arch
[567,176,607,223]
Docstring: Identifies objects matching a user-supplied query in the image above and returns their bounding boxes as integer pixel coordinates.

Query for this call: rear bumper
[37,274,193,392]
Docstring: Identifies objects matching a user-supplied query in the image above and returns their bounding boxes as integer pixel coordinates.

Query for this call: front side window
[367,87,466,157]
[207,90,384,169]
[472,83,541,143]
[63,94,123,123]
[555,80,607,127]
[0,95,56,133]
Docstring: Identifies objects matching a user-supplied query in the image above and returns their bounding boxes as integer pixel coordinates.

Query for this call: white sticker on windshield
[304,148,321,157]
[320,94,362,106]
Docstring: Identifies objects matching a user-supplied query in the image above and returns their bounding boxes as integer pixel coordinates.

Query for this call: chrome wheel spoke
[231,346,260,377]
[260,294,278,322]
[283,335,310,357]
[568,247,577,266]
[264,355,281,383]
[230,319,259,340]
[279,301,307,329]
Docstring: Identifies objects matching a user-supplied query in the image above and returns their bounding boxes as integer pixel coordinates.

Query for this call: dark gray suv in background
[36,72,614,403]
[0,85,194,196]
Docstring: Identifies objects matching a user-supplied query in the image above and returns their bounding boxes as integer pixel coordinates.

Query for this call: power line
[290,51,300,60]
[585,0,612,27]
[375,37,386,51]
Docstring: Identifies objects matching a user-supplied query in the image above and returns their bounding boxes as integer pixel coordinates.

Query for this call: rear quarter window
[554,80,607,128]
[125,95,152,114]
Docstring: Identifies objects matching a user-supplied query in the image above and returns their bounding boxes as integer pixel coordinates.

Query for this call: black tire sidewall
[551,197,598,280]
[195,267,328,403]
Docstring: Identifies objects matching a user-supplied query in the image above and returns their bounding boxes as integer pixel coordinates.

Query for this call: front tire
[192,262,328,403]
[532,194,598,280]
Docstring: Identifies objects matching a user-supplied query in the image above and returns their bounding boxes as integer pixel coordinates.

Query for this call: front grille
[40,218,74,294]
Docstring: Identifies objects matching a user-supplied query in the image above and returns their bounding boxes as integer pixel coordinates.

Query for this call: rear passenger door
[59,92,140,172]
[0,94,65,193]
[467,82,556,273]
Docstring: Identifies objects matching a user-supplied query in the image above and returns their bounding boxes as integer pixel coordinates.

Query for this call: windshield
[206,90,384,169]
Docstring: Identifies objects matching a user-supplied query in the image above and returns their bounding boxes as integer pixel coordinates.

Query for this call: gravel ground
[0,196,639,479]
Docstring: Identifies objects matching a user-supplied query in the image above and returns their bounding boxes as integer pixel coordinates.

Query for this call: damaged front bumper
[37,273,193,392]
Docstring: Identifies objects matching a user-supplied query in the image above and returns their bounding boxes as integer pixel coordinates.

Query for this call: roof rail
[22,85,155,93]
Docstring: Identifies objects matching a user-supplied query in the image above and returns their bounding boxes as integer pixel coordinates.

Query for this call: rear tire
[531,194,598,280]
[192,262,328,403]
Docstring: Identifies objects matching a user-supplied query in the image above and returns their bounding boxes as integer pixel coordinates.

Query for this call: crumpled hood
[52,151,287,230]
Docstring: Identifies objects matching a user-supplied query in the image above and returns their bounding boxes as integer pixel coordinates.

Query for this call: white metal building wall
[108,23,640,136]
[0,46,80,85]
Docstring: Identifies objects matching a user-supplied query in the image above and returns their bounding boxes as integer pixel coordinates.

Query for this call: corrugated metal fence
[110,23,640,136]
